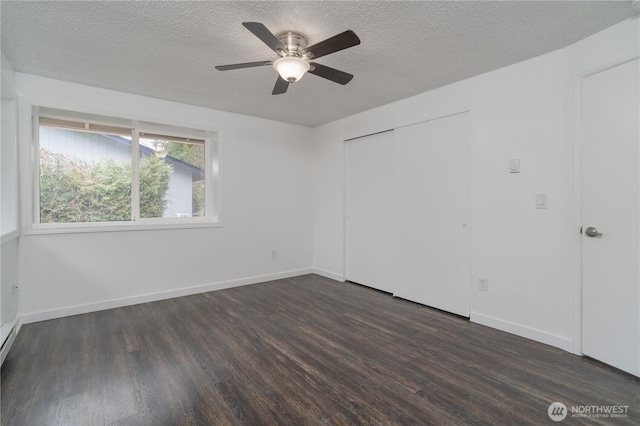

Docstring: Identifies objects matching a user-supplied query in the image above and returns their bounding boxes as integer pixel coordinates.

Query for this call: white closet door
[346,131,395,293]
[582,58,639,376]
[394,113,471,317]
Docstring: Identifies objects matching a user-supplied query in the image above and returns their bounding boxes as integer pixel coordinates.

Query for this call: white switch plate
[478,277,489,291]
[535,193,547,209]
[509,158,520,173]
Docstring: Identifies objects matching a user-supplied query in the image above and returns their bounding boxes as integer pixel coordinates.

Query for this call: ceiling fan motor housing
[275,31,311,58]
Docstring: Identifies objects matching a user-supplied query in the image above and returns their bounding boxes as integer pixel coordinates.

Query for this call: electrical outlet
[478,277,489,292]
[271,250,277,260]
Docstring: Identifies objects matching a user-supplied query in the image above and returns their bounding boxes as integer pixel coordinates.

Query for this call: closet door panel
[394,113,471,317]
[346,131,395,293]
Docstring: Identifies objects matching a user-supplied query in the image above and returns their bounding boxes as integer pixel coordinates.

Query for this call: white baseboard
[20,268,313,324]
[470,311,574,353]
[312,268,345,282]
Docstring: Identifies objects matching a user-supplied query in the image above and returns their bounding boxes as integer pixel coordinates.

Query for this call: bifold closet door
[345,130,394,293]
[394,113,471,317]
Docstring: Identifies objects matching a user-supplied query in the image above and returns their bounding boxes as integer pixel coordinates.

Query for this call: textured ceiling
[1,1,638,127]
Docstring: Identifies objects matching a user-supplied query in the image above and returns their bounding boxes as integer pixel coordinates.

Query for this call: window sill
[24,219,223,236]
[1,230,20,244]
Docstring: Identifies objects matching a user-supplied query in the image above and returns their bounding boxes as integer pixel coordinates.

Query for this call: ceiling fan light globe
[273,57,310,83]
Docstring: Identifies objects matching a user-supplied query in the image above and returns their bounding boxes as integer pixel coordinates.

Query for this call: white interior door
[581,58,639,376]
[394,113,471,317]
[346,131,395,292]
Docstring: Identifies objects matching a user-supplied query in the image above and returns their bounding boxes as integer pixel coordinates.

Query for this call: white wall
[15,74,314,322]
[2,50,19,238]
[1,238,19,326]
[312,16,639,353]
[1,50,20,332]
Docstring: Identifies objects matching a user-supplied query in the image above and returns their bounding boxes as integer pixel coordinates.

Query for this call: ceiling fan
[216,22,360,95]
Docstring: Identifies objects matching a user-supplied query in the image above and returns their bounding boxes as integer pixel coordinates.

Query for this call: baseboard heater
[0,323,17,365]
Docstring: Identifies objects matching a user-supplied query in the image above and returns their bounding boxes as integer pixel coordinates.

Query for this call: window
[32,107,220,233]
[138,131,206,219]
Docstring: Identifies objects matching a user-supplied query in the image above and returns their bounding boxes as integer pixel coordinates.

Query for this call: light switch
[535,193,547,209]
[509,158,520,173]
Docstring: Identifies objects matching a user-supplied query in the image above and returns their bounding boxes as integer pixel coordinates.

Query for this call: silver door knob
[585,226,602,238]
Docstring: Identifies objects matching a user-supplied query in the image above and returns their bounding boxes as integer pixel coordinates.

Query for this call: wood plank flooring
[2,274,638,425]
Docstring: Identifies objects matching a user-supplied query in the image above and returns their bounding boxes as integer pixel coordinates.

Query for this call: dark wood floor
[1,274,638,425]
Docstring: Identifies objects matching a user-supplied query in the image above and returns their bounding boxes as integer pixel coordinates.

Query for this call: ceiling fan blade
[242,22,287,55]
[215,61,272,71]
[303,30,360,59]
[308,63,354,85]
[272,76,289,95]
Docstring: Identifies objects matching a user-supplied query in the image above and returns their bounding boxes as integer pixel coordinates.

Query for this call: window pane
[138,135,205,219]
[39,125,132,223]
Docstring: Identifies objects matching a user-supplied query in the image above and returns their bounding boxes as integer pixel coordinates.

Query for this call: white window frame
[23,105,223,235]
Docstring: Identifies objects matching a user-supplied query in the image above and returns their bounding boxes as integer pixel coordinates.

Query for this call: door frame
[572,50,640,356]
